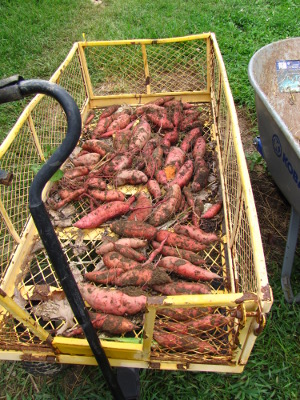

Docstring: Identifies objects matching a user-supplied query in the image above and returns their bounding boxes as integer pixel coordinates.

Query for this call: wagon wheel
[21,361,68,376]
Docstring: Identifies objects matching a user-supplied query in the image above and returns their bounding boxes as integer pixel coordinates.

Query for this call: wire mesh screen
[84,39,207,96]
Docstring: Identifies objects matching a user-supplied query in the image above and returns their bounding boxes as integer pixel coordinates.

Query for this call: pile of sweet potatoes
[48,98,229,354]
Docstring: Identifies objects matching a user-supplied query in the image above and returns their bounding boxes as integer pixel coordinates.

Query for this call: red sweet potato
[156,314,229,334]
[170,160,194,188]
[146,107,174,130]
[180,111,202,131]
[64,166,89,180]
[192,136,206,160]
[79,283,147,315]
[129,120,151,152]
[96,237,147,256]
[155,230,207,252]
[153,281,210,295]
[107,113,131,131]
[84,268,124,285]
[53,188,85,209]
[82,139,112,156]
[153,331,217,354]
[115,169,148,186]
[103,251,141,271]
[165,100,183,127]
[128,192,152,222]
[110,220,157,240]
[99,105,120,120]
[191,158,209,192]
[102,154,133,175]
[147,179,162,200]
[73,153,101,167]
[164,147,186,172]
[114,242,147,262]
[174,224,219,244]
[148,184,182,226]
[144,146,164,178]
[89,189,125,202]
[158,256,221,281]
[156,307,212,321]
[180,127,202,153]
[93,115,114,136]
[113,129,132,152]
[161,127,179,146]
[86,176,107,190]
[151,241,206,265]
[202,201,223,219]
[74,197,135,229]
[115,266,171,287]
[155,169,168,185]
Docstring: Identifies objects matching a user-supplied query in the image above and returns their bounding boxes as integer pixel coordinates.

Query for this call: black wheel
[22,361,68,376]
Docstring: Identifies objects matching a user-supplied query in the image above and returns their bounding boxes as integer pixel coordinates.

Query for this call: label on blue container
[276,60,300,92]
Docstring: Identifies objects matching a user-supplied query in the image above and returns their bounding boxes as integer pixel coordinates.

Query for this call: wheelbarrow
[248,37,300,303]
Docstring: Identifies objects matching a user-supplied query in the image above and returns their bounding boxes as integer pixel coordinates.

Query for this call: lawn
[0,0,299,399]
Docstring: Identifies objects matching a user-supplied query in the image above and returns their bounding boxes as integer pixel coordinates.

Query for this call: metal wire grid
[84,40,207,96]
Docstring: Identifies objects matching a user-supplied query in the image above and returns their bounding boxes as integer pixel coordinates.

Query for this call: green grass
[0,0,300,399]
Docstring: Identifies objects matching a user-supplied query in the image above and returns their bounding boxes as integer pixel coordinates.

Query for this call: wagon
[0,34,273,383]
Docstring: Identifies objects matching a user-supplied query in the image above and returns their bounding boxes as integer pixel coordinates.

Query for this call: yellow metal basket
[0,33,272,373]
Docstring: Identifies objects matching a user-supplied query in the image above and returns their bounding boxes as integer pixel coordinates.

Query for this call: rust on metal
[260,284,272,301]
[145,76,150,85]
[149,362,161,369]
[21,354,57,363]
[0,288,7,297]
[235,293,258,304]
[147,296,166,306]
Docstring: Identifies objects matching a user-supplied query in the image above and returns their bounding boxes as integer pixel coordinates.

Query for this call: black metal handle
[4,78,125,400]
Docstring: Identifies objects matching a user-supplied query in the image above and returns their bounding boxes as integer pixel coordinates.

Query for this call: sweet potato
[114,242,147,262]
[144,146,164,178]
[165,100,183,127]
[202,201,223,219]
[93,115,114,136]
[161,127,179,146]
[115,169,148,186]
[151,241,206,265]
[74,197,135,229]
[129,120,151,152]
[115,266,171,287]
[84,111,95,127]
[147,179,161,200]
[180,111,202,131]
[128,192,152,222]
[164,147,186,172]
[53,188,85,209]
[180,127,202,153]
[103,251,141,271]
[82,139,112,156]
[84,268,124,285]
[170,160,194,188]
[155,230,207,252]
[102,154,133,175]
[153,331,217,354]
[191,196,204,226]
[96,237,147,255]
[153,281,210,295]
[79,283,147,315]
[73,153,101,167]
[99,105,120,120]
[144,106,174,130]
[174,224,219,244]
[148,184,182,226]
[89,189,125,202]
[191,158,209,192]
[64,166,89,179]
[110,220,157,240]
[99,121,134,139]
[113,129,132,152]
[86,176,107,190]
[155,170,168,185]
[156,314,229,334]
[107,113,131,131]
[192,136,206,160]
[158,256,221,281]
[65,313,138,336]
[156,307,212,321]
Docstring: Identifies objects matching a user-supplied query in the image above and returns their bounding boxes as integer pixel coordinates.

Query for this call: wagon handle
[1,78,126,400]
